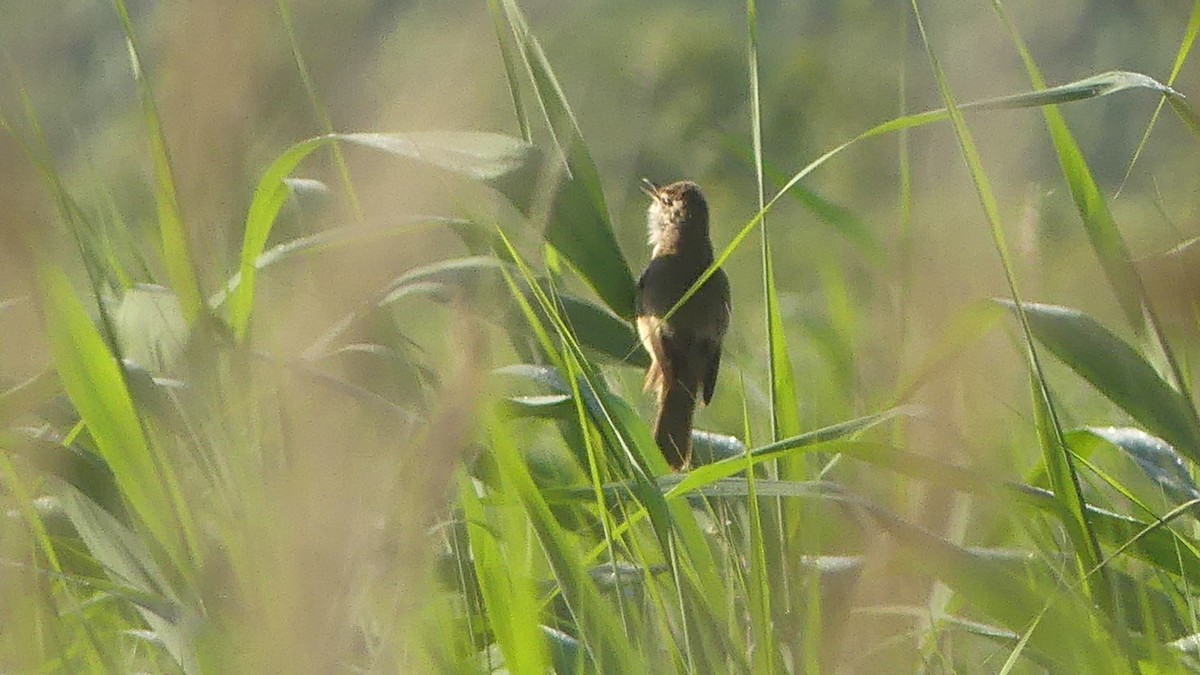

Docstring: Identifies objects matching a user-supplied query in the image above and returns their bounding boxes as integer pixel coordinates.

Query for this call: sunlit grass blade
[225,135,332,339]
[276,0,362,220]
[870,501,1120,672]
[659,68,1181,330]
[991,2,1196,410]
[1119,0,1200,188]
[457,472,550,674]
[111,0,203,324]
[37,264,198,571]
[496,0,637,319]
[909,0,1110,618]
[485,409,644,673]
[999,300,1200,461]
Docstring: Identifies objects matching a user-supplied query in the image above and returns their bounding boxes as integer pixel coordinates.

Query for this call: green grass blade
[1119,0,1200,189]
[276,0,362,220]
[486,0,531,142]
[999,301,1200,461]
[909,0,1109,615]
[458,472,550,674]
[667,407,916,498]
[496,0,637,318]
[746,3,789,670]
[659,69,1179,330]
[225,136,332,339]
[111,0,203,324]
[990,3,1158,356]
[36,264,194,571]
[486,410,644,673]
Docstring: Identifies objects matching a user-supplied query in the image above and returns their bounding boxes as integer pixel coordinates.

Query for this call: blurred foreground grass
[2,0,1200,672]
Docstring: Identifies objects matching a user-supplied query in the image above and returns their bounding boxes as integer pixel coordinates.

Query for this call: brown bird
[635,180,730,470]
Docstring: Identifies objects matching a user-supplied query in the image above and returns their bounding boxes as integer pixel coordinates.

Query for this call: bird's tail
[654,382,696,470]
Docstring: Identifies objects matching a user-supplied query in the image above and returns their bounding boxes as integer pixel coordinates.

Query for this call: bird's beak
[640,178,660,201]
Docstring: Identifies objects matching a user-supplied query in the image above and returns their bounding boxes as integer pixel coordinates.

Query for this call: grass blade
[111,0,203,324]
[999,301,1200,461]
[36,264,195,571]
[909,0,1110,617]
[496,0,637,318]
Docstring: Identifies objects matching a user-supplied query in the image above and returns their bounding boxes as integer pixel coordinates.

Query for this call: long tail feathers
[654,383,696,470]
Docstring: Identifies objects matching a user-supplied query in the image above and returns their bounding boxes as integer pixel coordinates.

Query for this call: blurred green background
[2,0,1199,672]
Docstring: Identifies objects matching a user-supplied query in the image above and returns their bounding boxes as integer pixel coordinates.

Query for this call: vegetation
[2,0,1200,671]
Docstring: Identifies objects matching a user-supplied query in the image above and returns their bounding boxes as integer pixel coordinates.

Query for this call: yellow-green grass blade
[496,0,637,319]
[495,231,747,665]
[458,471,550,675]
[999,301,1200,462]
[486,409,645,673]
[909,0,1109,616]
[111,0,203,324]
[36,264,197,577]
[991,2,1194,409]
[658,69,1183,331]
[225,135,332,339]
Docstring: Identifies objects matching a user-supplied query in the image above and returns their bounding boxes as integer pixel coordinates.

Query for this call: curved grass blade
[991,2,1196,409]
[1119,1,1200,188]
[667,406,918,499]
[225,131,537,340]
[999,301,1200,461]
[37,264,196,573]
[910,0,1109,618]
[112,0,202,324]
[659,69,1183,330]
[495,0,637,318]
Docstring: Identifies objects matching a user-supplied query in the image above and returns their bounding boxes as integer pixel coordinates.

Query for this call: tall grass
[2,0,1200,672]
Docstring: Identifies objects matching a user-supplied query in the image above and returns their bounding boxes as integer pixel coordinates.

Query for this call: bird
[634,179,730,470]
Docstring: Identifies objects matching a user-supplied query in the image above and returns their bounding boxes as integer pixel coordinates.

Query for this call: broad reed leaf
[496,0,637,318]
[37,265,192,566]
[1074,427,1200,504]
[1000,301,1200,461]
[112,0,203,324]
[381,257,646,367]
[911,0,1108,613]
